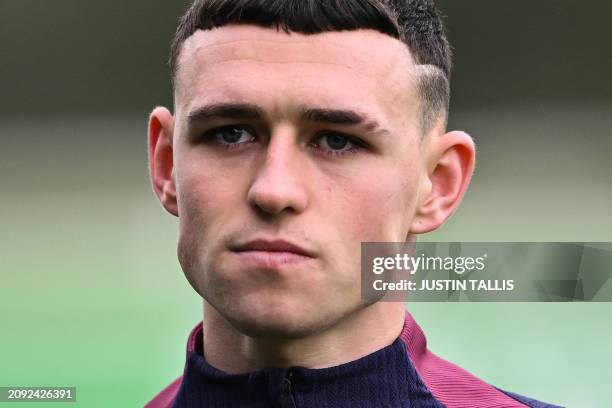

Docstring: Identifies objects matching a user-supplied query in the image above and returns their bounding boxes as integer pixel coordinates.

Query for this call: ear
[410,130,475,234]
[148,106,178,216]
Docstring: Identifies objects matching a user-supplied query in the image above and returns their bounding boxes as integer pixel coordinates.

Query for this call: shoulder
[144,322,203,407]
[143,376,182,408]
[496,388,566,408]
[398,312,564,408]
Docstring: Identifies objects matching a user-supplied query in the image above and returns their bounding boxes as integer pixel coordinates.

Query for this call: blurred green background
[1,1,611,407]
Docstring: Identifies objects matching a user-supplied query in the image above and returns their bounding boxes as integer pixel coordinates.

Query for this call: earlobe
[148,106,179,217]
[410,131,475,234]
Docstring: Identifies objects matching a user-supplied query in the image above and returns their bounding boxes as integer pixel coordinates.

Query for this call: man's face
[172,25,427,338]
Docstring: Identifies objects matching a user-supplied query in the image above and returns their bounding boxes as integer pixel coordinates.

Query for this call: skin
[148,25,475,373]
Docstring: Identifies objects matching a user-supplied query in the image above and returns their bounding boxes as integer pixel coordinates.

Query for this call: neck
[202,301,407,374]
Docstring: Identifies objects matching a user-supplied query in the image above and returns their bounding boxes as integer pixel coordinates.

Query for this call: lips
[229,238,316,268]
[231,239,315,257]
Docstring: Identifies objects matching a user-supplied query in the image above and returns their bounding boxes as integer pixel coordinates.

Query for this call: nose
[247,128,309,216]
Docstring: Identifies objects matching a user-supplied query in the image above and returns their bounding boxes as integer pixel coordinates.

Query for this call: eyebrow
[187,103,264,124]
[302,108,386,134]
[186,103,389,135]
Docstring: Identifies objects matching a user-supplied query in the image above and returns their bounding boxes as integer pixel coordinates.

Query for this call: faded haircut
[169,0,452,133]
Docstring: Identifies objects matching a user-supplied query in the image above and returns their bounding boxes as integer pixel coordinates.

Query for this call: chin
[220,295,340,340]
[232,316,313,339]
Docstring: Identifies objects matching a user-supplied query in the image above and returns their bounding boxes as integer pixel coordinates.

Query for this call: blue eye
[315,132,361,156]
[325,134,349,150]
[207,126,255,148]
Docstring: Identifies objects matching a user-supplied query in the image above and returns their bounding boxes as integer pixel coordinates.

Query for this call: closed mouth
[230,238,315,258]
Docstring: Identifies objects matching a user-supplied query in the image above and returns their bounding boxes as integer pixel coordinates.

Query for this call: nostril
[248,187,290,215]
[247,177,308,216]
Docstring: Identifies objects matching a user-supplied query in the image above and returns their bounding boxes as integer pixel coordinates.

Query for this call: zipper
[280,368,297,408]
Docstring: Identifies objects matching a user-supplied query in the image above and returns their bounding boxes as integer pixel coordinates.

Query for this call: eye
[206,125,256,148]
[313,132,362,156]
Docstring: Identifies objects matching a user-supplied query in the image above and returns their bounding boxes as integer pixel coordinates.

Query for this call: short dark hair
[169,0,452,132]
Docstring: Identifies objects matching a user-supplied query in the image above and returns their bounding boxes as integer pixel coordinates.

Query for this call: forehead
[174,25,419,126]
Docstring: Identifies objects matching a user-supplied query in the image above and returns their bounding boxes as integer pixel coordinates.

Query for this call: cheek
[176,159,250,294]
[177,156,245,221]
[176,160,245,257]
[331,163,419,243]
